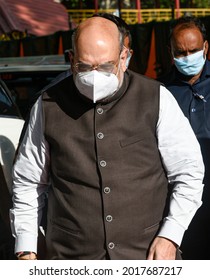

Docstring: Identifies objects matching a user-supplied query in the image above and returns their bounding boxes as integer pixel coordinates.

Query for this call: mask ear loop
[122,45,131,68]
[119,46,129,72]
[116,57,121,76]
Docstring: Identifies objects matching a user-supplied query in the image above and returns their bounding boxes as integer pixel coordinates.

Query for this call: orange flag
[145,28,157,79]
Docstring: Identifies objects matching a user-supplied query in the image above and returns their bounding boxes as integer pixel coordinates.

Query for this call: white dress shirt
[10,85,204,254]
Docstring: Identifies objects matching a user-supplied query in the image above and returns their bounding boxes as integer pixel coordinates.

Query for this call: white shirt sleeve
[10,96,50,254]
[157,85,204,246]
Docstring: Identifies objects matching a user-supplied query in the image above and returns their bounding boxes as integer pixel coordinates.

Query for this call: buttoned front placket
[189,79,210,137]
[169,79,209,139]
[94,103,116,255]
[189,88,205,135]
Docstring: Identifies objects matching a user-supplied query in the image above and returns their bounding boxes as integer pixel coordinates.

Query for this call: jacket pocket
[143,222,160,234]
[50,220,80,236]
[120,131,151,148]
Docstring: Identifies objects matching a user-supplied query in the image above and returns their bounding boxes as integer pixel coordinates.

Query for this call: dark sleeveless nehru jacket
[42,70,169,259]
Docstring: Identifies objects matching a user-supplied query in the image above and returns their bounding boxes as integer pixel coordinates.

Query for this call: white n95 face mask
[75,70,119,103]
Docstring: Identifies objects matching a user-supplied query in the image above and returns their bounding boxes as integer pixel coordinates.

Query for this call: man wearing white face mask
[10,16,204,260]
[160,16,210,260]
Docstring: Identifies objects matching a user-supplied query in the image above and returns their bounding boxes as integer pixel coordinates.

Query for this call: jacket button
[106,215,113,222]
[104,187,110,194]
[108,242,115,249]
[100,160,106,167]
[97,108,103,114]
[97,132,104,139]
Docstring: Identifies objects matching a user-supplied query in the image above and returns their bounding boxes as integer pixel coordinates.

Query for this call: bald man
[10,17,204,260]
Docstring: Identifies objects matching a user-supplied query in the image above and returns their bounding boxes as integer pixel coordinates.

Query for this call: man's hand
[17,252,37,260]
[147,236,177,260]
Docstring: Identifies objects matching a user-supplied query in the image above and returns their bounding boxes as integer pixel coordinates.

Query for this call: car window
[0,80,21,118]
[0,54,70,119]
[0,85,12,107]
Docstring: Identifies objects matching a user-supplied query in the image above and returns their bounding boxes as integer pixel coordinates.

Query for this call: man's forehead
[77,17,118,35]
[173,25,202,38]
[171,26,204,47]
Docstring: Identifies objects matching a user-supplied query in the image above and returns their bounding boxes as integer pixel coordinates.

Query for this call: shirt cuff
[157,219,185,247]
[15,233,37,254]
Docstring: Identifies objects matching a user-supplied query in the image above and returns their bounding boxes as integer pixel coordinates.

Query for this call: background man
[160,16,210,260]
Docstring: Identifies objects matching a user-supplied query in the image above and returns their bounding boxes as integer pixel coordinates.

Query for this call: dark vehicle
[0,54,70,118]
[0,54,70,259]
[0,79,23,189]
[0,79,24,259]
[0,79,22,118]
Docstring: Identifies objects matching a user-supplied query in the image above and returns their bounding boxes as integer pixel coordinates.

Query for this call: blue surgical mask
[173,49,206,76]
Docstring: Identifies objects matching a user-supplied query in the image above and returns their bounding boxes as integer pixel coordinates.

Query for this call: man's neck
[179,70,203,85]
[187,72,202,85]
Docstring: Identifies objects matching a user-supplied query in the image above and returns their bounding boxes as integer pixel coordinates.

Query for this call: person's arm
[147,85,204,260]
[10,96,50,259]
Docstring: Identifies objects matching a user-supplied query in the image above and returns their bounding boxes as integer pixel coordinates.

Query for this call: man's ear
[69,49,74,67]
[204,40,209,57]
[130,49,134,57]
[168,45,175,65]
